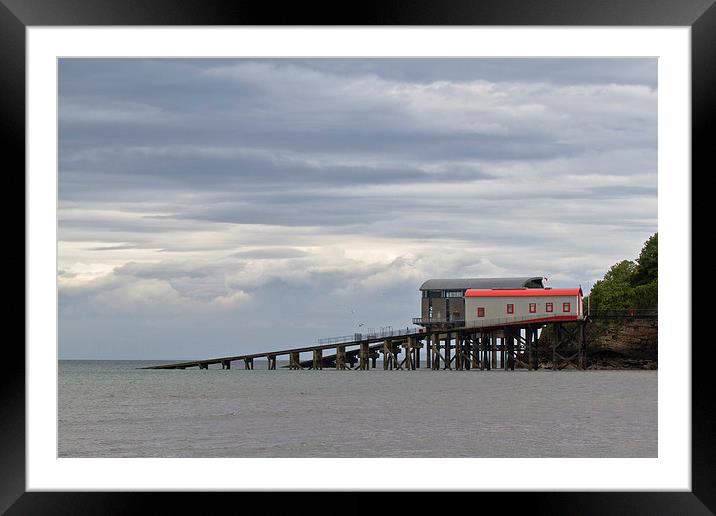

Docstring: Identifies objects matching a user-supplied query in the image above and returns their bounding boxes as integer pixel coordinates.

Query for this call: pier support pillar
[221,360,231,370]
[431,333,441,370]
[267,355,276,370]
[579,322,587,370]
[336,345,346,370]
[471,334,480,370]
[359,342,369,370]
[199,363,208,370]
[312,349,323,370]
[501,336,507,370]
[553,323,560,370]
[491,332,497,370]
[383,340,392,370]
[444,332,452,370]
[426,335,432,369]
[244,358,253,370]
[455,332,469,371]
[406,337,416,370]
[507,332,515,371]
[289,352,301,370]
[527,327,534,370]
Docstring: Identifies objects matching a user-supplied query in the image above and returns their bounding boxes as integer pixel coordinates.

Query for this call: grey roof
[419,277,544,291]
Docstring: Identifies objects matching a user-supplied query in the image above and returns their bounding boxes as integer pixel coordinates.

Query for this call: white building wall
[464,294,581,327]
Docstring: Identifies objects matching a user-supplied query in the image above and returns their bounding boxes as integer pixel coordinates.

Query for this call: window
[563,302,571,312]
[506,303,514,314]
[477,307,485,317]
[529,303,536,313]
[546,302,553,313]
[445,290,463,298]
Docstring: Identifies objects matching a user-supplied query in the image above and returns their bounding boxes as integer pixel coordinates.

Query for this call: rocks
[537,320,657,369]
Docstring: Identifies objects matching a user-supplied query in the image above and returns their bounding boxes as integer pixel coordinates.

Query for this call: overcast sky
[58,58,657,360]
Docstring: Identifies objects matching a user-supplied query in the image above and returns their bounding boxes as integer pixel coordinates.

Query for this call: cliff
[537,319,657,369]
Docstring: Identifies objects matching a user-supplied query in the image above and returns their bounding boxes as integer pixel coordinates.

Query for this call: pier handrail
[588,309,657,319]
[412,317,465,325]
[318,326,422,345]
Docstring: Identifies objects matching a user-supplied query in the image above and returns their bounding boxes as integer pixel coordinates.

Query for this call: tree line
[586,233,657,311]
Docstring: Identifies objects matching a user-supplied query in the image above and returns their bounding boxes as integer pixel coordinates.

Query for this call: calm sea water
[59,360,657,458]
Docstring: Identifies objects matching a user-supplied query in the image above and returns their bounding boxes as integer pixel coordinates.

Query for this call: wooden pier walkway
[142,310,656,372]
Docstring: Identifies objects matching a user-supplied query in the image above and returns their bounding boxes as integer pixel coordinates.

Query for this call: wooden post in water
[405,338,414,370]
[469,333,480,369]
[244,358,253,370]
[199,362,208,370]
[289,352,301,370]
[491,332,497,370]
[359,342,369,370]
[312,349,323,370]
[553,323,560,370]
[507,332,516,371]
[383,340,391,370]
[415,337,421,369]
[267,355,276,370]
[444,332,452,370]
[221,360,231,370]
[454,333,462,370]
[336,345,346,370]
[432,333,441,370]
[527,326,534,371]
[500,334,505,370]
[426,334,432,369]
[579,322,587,370]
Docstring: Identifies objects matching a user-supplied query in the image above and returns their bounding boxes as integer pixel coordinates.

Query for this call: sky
[58,58,657,360]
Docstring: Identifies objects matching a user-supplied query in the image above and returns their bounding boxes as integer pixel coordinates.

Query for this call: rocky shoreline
[537,318,658,370]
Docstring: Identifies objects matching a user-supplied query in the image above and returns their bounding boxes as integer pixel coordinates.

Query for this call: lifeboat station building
[415,277,545,328]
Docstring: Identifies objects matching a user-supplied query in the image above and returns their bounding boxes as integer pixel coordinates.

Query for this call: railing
[318,326,423,345]
[412,317,465,325]
[588,309,657,319]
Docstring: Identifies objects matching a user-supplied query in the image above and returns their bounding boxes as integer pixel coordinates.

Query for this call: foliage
[586,233,657,311]
[631,233,658,287]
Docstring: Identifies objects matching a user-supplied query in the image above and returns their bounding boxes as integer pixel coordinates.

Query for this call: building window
[506,303,514,314]
[529,303,536,313]
[563,302,571,313]
[445,290,463,298]
[546,302,553,313]
[477,307,485,317]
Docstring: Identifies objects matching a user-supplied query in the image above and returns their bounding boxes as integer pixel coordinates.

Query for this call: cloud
[57,58,657,359]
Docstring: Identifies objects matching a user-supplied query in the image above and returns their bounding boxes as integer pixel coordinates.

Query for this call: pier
[142,309,656,371]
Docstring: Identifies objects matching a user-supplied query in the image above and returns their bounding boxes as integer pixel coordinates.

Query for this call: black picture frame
[4,0,709,513]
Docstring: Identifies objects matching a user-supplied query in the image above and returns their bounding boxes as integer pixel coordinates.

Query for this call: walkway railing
[412,317,465,325]
[318,326,423,345]
[588,309,657,319]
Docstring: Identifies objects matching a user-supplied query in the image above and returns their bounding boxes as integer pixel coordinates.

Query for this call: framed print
[6,0,711,513]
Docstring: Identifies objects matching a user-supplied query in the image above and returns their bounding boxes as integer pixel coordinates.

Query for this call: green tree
[632,233,658,286]
[586,233,658,311]
[589,260,637,311]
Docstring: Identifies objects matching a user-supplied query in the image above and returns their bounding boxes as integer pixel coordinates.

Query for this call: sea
[58,360,657,458]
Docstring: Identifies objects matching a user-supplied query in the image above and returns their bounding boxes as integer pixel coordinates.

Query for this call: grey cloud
[58,58,657,359]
